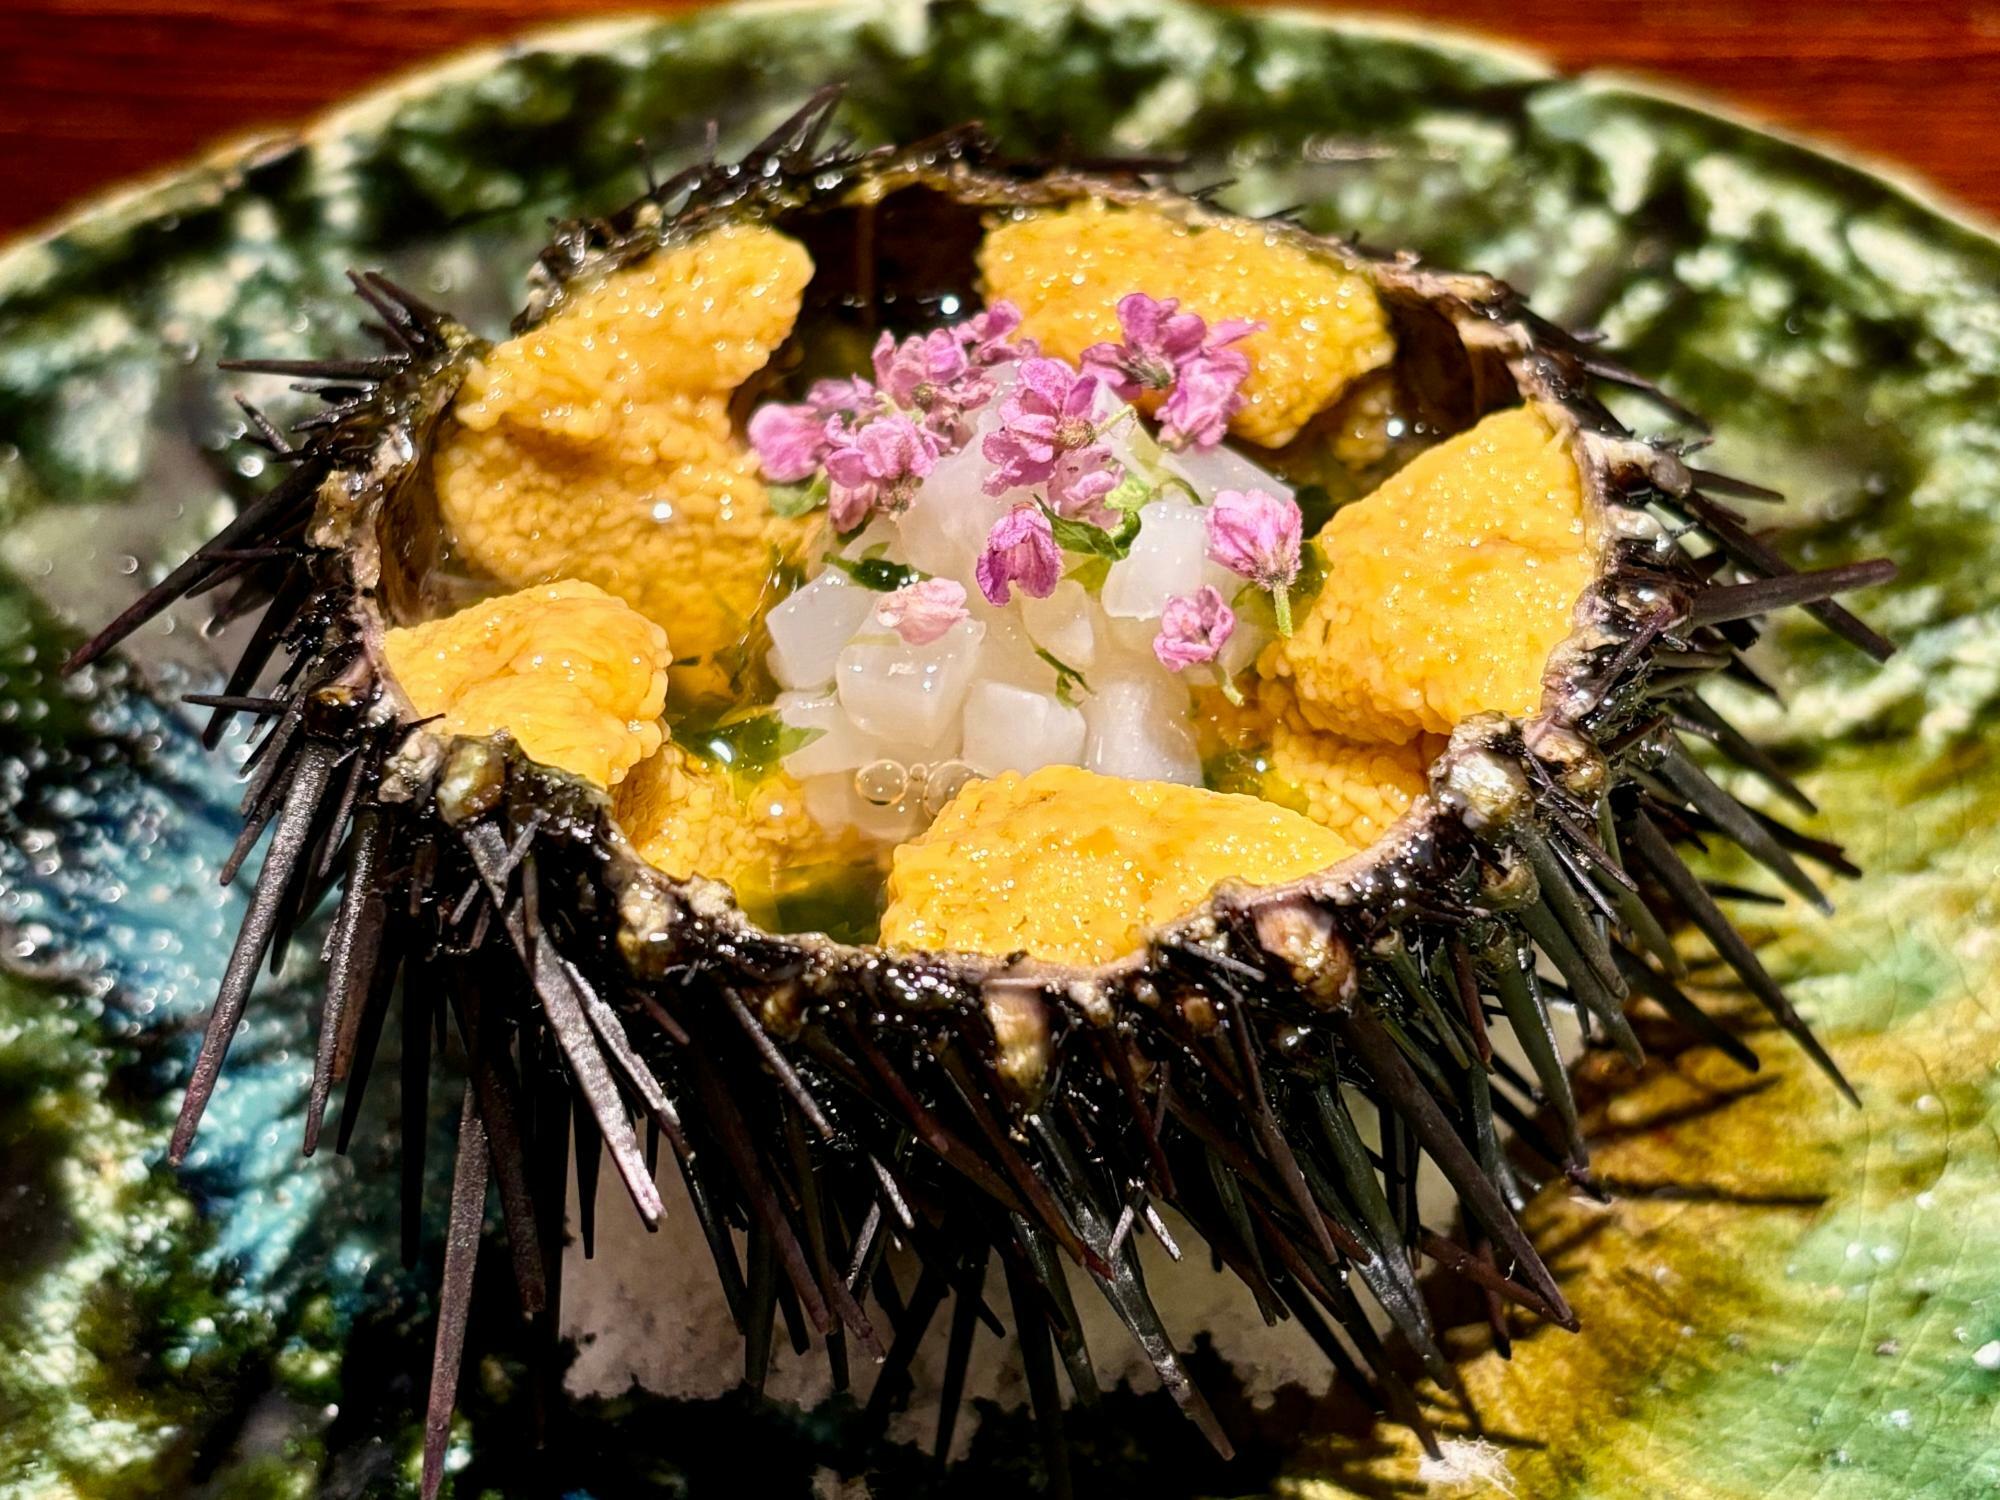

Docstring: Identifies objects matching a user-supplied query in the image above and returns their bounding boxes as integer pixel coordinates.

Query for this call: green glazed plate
[3,2,1998,1496]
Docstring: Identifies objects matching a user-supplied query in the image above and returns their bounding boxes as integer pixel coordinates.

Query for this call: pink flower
[1208,486,1303,632]
[981,357,1103,495]
[975,503,1062,605]
[1081,292,1211,397]
[747,377,880,482]
[873,327,994,454]
[874,327,971,403]
[1153,585,1237,671]
[1072,291,1260,450]
[1080,294,1261,451]
[874,577,969,645]
[1159,347,1252,451]
[806,375,880,416]
[958,300,1035,365]
[748,402,834,482]
[824,414,936,531]
[1207,488,1303,589]
[1045,443,1123,524]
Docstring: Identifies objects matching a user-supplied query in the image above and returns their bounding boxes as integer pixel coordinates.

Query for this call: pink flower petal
[826,413,935,527]
[1016,355,1080,412]
[805,375,879,416]
[1153,585,1237,671]
[982,355,1103,493]
[875,577,970,645]
[747,401,835,482]
[961,300,1033,364]
[1046,444,1123,524]
[1205,317,1264,350]
[1206,487,1303,589]
[975,504,1063,605]
[1160,351,1250,451]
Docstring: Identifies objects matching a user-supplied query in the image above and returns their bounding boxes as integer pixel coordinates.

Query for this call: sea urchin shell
[67,91,1897,1498]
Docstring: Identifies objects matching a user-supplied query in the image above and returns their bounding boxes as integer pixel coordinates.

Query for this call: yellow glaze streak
[1267,405,1596,745]
[978,200,1396,447]
[433,224,817,682]
[614,745,867,913]
[382,580,669,789]
[879,764,1356,966]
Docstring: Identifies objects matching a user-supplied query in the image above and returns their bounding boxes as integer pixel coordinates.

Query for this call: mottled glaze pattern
[1,3,1996,1495]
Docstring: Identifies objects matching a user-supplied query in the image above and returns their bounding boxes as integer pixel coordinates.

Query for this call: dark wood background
[2,1,1996,239]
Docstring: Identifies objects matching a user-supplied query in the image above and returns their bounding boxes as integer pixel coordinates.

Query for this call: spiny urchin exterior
[67,91,1895,1498]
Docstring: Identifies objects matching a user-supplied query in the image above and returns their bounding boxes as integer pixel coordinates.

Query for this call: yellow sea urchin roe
[1199,681,1433,848]
[382,580,669,788]
[1267,405,1597,745]
[1270,716,1432,847]
[432,224,817,679]
[613,745,865,907]
[1327,373,1402,471]
[977,200,1396,447]
[878,764,1355,967]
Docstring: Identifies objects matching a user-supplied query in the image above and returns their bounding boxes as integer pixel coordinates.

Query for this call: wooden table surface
[1,1,1996,239]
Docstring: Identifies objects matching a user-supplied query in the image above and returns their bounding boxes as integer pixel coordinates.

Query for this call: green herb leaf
[826,554,925,593]
[1293,483,1337,536]
[1042,503,1141,560]
[671,709,822,790]
[1033,644,1093,708]
[768,473,829,518]
[1103,471,1154,516]
[1066,554,1114,594]
[1286,541,1327,620]
[1233,544,1323,639]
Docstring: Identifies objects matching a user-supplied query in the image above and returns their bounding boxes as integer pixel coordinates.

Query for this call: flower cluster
[873,301,1033,453]
[1152,488,1305,687]
[823,414,935,532]
[747,292,1304,701]
[746,377,875,483]
[748,302,1031,533]
[981,357,1122,515]
[1083,293,1261,451]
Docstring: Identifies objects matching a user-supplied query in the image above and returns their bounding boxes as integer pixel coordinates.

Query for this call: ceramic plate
[3,3,1997,1494]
